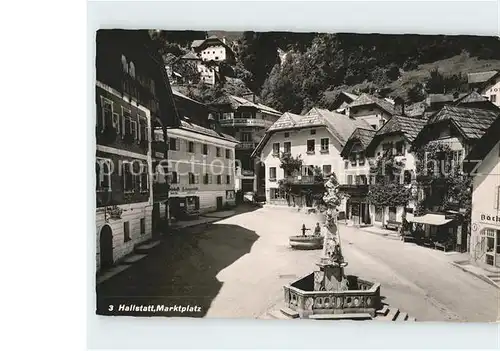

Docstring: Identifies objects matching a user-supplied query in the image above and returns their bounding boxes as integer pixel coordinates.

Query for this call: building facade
[210,94,282,195]
[465,117,500,267]
[254,108,370,208]
[95,30,178,272]
[468,71,500,107]
[345,93,396,130]
[165,121,238,218]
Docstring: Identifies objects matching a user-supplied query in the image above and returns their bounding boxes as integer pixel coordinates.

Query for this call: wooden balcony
[236,142,257,150]
[219,118,272,128]
[285,175,323,185]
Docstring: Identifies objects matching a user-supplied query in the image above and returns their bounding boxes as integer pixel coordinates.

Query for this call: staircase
[262,304,416,321]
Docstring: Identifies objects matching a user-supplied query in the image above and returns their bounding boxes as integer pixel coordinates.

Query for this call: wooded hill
[152,31,500,113]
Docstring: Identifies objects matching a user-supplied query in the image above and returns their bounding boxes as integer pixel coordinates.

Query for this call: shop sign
[479,213,500,225]
[169,186,199,195]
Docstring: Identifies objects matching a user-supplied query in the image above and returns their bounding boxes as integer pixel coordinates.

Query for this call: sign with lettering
[169,186,199,195]
[226,190,235,200]
[479,213,500,226]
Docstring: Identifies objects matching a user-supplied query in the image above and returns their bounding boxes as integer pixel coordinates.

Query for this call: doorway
[388,206,397,222]
[216,196,223,210]
[99,225,113,270]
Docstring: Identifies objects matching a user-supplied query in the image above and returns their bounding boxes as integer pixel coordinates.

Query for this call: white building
[253,107,370,207]
[346,93,396,130]
[363,115,427,229]
[465,117,500,268]
[468,71,500,107]
[165,118,238,218]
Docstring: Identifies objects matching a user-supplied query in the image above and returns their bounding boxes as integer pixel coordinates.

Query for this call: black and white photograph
[94,28,500,322]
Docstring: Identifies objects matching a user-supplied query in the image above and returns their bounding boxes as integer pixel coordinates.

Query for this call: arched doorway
[100,225,113,269]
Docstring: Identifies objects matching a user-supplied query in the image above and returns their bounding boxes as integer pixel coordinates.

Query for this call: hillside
[153,31,500,113]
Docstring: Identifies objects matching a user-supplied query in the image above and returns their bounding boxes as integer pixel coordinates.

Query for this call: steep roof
[405,101,427,118]
[340,128,377,158]
[252,108,371,158]
[454,90,489,104]
[348,93,396,115]
[427,105,499,140]
[467,71,498,84]
[171,88,204,106]
[181,51,200,60]
[343,92,359,101]
[365,115,427,156]
[172,119,238,144]
[191,39,205,48]
[463,116,500,173]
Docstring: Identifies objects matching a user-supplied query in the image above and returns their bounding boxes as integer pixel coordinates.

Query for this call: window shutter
[176,139,180,151]
[195,175,199,184]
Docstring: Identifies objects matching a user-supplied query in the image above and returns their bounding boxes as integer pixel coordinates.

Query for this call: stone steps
[374,304,416,322]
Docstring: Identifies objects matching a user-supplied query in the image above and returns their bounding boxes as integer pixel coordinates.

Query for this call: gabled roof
[191,39,205,48]
[454,90,489,104]
[463,116,500,173]
[252,107,371,158]
[343,92,359,101]
[171,88,204,106]
[427,105,499,140]
[467,71,498,84]
[365,115,427,156]
[181,51,200,60]
[405,101,427,118]
[171,119,238,144]
[348,93,396,115]
[210,94,281,116]
[340,128,377,158]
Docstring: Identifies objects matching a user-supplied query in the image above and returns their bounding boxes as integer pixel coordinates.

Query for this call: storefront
[472,214,500,267]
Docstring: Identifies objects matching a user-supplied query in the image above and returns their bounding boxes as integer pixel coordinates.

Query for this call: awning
[406,213,453,226]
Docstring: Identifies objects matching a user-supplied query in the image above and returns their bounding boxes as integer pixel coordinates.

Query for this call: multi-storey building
[364,115,427,228]
[95,30,179,272]
[209,94,282,195]
[345,93,396,130]
[468,71,500,107]
[464,116,500,268]
[191,35,236,63]
[411,105,499,252]
[253,108,370,207]
[339,128,376,225]
[165,118,238,218]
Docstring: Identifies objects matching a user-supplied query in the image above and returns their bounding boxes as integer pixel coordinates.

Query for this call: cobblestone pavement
[97,206,500,321]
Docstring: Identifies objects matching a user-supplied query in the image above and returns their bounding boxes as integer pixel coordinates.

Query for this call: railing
[285,175,322,185]
[236,142,257,150]
[219,118,272,128]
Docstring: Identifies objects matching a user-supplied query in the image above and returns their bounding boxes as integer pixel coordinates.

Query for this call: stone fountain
[281,176,382,320]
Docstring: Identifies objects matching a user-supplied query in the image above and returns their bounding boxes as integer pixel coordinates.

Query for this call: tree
[407,83,426,102]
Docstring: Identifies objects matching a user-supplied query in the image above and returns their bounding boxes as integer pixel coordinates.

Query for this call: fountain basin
[283,273,381,318]
[289,236,323,250]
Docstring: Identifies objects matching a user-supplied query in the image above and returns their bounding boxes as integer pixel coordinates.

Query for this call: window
[96,159,112,192]
[284,132,290,138]
[188,141,195,153]
[241,111,252,118]
[269,167,277,180]
[216,147,221,157]
[240,132,252,142]
[320,138,329,153]
[100,97,113,130]
[140,218,145,235]
[452,150,464,164]
[169,138,179,151]
[124,222,131,242]
[307,139,315,153]
[284,142,291,154]
[122,162,136,193]
[129,62,136,78]
[140,163,148,192]
[122,108,131,138]
[203,144,208,155]
[358,152,366,166]
[121,55,128,73]
[344,160,349,169]
[270,188,285,200]
[347,175,353,185]
[138,119,148,142]
[217,175,222,184]
[395,141,405,156]
[203,173,209,184]
[272,143,280,156]
[310,129,316,135]
[225,149,231,159]
[170,171,178,184]
[322,165,331,176]
[404,170,412,185]
[189,172,195,184]
[226,175,231,184]
[304,165,314,176]
[490,95,497,103]
[130,119,137,139]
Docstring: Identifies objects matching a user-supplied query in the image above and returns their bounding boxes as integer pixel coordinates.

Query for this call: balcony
[338,184,370,196]
[219,118,272,128]
[236,142,257,150]
[285,175,323,185]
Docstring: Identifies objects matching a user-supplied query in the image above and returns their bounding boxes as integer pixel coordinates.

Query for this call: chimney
[394,97,405,116]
